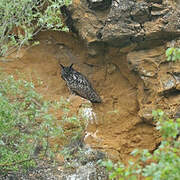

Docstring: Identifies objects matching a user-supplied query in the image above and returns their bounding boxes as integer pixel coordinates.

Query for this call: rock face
[61,0,180,123]
[65,0,180,49]
[127,43,180,123]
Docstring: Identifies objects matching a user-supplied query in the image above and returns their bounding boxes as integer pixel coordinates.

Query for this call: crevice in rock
[150,141,161,153]
[159,88,180,97]
[60,5,78,34]
[87,0,112,11]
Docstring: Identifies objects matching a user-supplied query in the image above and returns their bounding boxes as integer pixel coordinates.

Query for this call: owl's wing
[73,72,93,87]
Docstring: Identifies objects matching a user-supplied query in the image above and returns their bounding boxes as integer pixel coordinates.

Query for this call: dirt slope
[0,31,161,162]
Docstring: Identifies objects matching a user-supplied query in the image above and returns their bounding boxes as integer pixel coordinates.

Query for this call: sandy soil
[0,31,161,162]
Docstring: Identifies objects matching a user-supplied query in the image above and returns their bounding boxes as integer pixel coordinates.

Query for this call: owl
[60,64,101,103]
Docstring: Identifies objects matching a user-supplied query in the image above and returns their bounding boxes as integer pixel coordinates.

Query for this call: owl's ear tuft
[60,64,65,69]
[70,63,74,68]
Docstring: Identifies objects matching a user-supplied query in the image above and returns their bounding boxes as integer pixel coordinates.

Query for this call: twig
[31,98,42,108]
[43,130,50,158]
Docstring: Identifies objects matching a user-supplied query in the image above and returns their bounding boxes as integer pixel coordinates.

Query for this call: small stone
[151,3,164,11]
[151,9,169,16]
[162,76,176,91]
[138,105,156,124]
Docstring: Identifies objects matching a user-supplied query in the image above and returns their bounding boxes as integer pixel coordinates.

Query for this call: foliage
[52,97,87,166]
[102,109,180,180]
[0,73,64,174]
[49,96,86,168]
[166,48,180,62]
[0,0,72,56]
[101,159,141,180]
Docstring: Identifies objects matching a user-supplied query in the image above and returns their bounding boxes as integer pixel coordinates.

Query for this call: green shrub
[0,72,64,174]
[102,109,180,180]
[166,48,180,62]
[0,0,72,56]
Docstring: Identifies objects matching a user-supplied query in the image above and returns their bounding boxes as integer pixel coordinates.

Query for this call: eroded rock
[127,38,180,123]
[158,73,176,94]
[130,2,150,23]
[127,46,164,77]
[64,0,180,50]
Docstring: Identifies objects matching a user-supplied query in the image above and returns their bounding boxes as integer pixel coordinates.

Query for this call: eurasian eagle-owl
[60,64,101,103]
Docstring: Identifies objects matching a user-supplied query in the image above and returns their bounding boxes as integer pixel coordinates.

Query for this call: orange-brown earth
[0,31,161,162]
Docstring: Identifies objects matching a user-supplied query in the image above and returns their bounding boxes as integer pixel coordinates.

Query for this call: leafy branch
[166,47,180,62]
[0,0,72,56]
